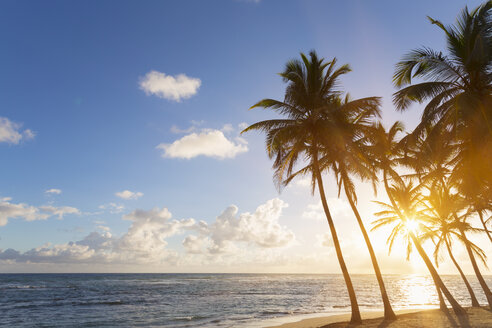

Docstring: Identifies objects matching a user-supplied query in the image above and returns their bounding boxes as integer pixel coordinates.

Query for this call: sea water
[1,273,491,327]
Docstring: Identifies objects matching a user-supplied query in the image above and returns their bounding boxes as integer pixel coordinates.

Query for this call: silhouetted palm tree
[393,1,492,203]
[367,121,406,191]
[317,96,397,320]
[397,118,492,309]
[467,196,492,244]
[455,210,492,309]
[242,51,378,323]
[420,184,481,307]
[398,125,456,187]
[372,178,466,316]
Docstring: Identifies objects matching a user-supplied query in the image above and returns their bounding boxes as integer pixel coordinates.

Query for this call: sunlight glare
[404,218,419,234]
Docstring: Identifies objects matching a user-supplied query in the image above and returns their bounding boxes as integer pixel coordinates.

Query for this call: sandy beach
[266,307,492,328]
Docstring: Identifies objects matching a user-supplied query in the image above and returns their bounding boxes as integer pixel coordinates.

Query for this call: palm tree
[242,51,369,323]
[371,174,466,316]
[455,211,492,309]
[367,121,406,194]
[397,120,492,308]
[420,184,481,307]
[398,125,457,187]
[467,196,492,244]
[393,1,492,203]
[320,106,397,320]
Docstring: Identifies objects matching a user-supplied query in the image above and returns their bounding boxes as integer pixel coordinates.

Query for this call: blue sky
[0,0,489,273]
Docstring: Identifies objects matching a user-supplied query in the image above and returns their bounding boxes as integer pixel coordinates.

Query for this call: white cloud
[0,199,294,267]
[45,189,62,195]
[302,198,352,221]
[98,203,124,214]
[115,190,144,200]
[221,124,234,133]
[0,206,195,265]
[0,198,79,226]
[39,206,80,219]
[139,71,201,102]
[182,235,209,254]
[157,129,248,159]
[117,207,196,262]
[0,117,35,144]
[0,199,48,226]
[97,225,111,232]
[186,198,294,254]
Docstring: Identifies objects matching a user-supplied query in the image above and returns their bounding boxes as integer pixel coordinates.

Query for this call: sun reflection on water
[396,275,438,309]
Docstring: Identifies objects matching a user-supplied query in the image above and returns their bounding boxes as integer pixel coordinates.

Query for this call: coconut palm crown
[393,1,492,201]
[242,50,384,324]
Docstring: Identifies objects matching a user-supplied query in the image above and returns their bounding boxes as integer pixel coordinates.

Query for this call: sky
[0,0,490,274]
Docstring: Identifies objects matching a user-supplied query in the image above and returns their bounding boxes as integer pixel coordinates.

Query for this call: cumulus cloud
[139,71,201,102]
[0,198,49,226]
[115,190,143,200]
[45,188,62,195]
[0,206,195,265]
[0,199,295,267]
[157,129,248,159]
[0,198,79,226]
[0,117,35,144]
[117,207,196,262]
[184,198,294,254]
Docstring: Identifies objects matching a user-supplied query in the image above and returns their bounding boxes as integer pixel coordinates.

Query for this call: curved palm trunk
[314,159,361,324]
[478,211,492,244]
[436,285,447,311]
[382,172,466,316]
[459,228,492,309]
[409,233,466,316]
[344,189,396,321]
[444,239,480,307]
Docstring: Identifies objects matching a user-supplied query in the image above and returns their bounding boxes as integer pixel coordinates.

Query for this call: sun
[404,219,420,234]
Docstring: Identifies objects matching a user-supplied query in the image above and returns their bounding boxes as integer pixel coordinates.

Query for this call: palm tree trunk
[409,233,466,316]
[430,276,447,311]
[459,228,492,309]
[344,188,396,321]
[444,239,480,307]
[435,284,447,311]
[313,158,361,324]
[382,171,465,316]
[478,211,492,244]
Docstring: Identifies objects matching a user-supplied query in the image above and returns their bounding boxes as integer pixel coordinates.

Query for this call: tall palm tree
[393,1,492,203]
[420,184,481,307]
[398,121,492,308]
[366,121,449,310]
[242,51,374,324]
[371,180,466,316]
[370,180,443,311]
[321,108,397,320]
[455,211,492,309]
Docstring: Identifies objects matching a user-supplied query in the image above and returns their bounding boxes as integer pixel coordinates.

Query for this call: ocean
[1,273,491,327]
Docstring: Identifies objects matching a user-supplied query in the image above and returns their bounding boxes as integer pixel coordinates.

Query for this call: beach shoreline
[262,307,492,328]
[260,308,425,328]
